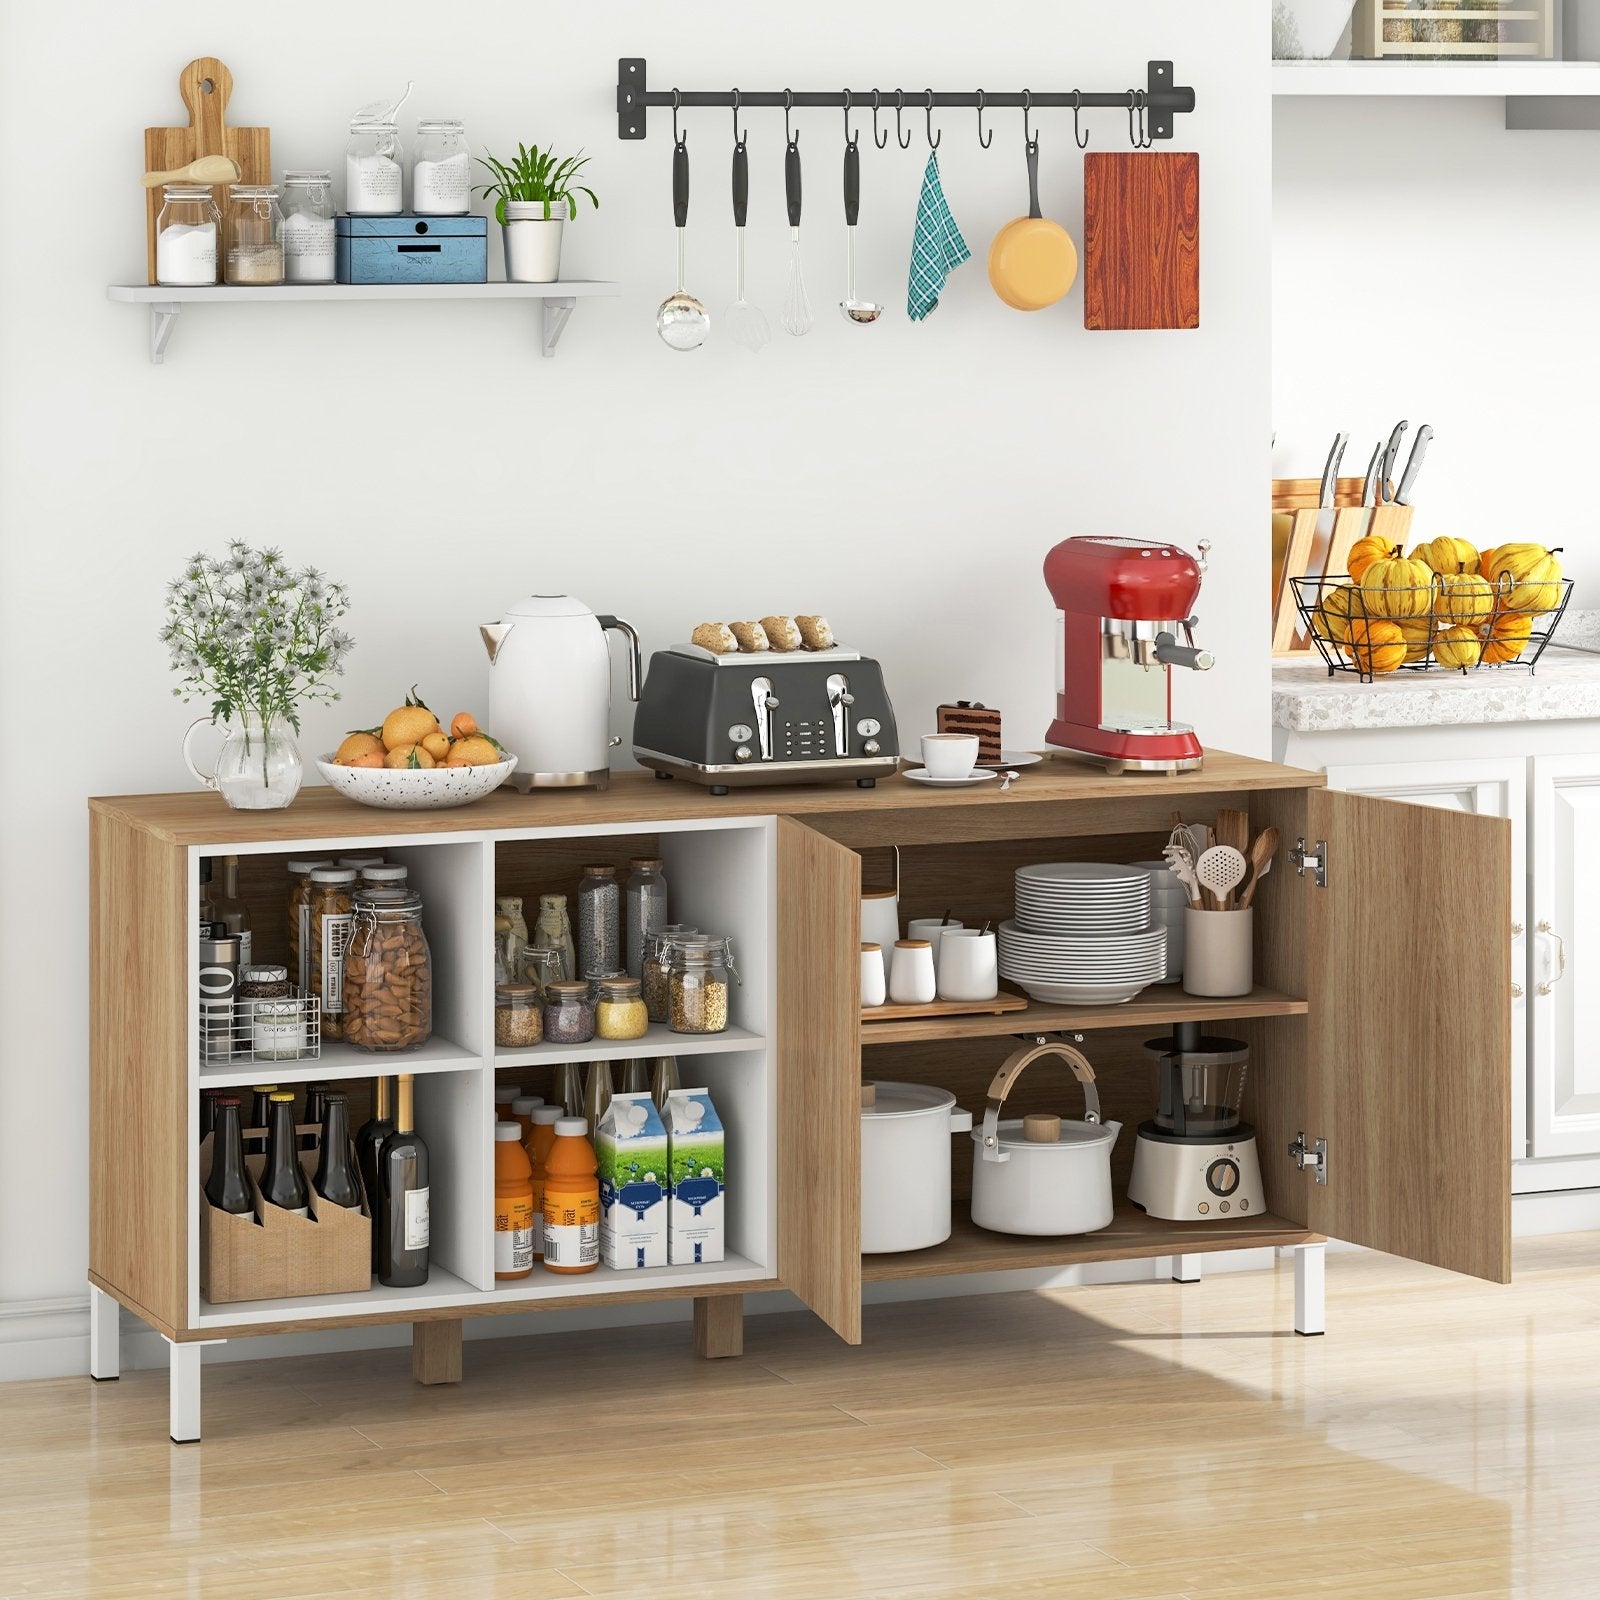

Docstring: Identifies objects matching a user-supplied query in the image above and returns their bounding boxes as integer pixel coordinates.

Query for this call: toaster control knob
[733,745,753,762]
[763,694,780,710]
[862,739,882,756]
[856,717,882,738]
[728,723,753,743]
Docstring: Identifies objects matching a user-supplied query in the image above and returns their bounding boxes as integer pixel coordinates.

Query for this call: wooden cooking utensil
[1083,151,1199,331]
[143,57,270,284]
[141,154,242,188]
[1238,827,1279,909]
[1214,808,1251,862]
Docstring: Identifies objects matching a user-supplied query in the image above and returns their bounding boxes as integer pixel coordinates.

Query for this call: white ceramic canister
[860,888,899,985]
[936,929,998,1002]
[907,918,965,979]
[860,1081,973,1253]
[860,944,887,1008]
[888,939,936,1005]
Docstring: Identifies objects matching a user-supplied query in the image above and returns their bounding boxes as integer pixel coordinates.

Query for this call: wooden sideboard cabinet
[88,750,1511,1439]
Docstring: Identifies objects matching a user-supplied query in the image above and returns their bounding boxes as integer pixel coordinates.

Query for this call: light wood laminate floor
[7,1237,1600,1599]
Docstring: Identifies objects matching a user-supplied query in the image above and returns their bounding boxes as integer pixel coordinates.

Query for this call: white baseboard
[1512,1187,1600,1236]
[0,1295,91,1381]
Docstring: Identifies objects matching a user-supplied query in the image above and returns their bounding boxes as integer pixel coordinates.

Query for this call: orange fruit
[450,711,480,739]
[335,731,384,765]
[381,686,440,751]
[347,750,386,769]
[384,744,436,770]
[420,731,452,762]
[446,734,501,767]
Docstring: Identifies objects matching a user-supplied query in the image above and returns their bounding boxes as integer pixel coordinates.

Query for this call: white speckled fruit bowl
[315,755,518,809]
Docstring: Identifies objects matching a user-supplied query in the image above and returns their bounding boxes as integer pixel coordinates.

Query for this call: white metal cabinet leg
[1294,1243,1326,1337]
[1172,1254,1202,1283]
[89,1285,120,1380]
[168,1339,203,1443]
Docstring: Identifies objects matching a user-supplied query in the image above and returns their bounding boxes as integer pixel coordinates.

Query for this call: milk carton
[666,1088,725,1265]
[597,1092,668,1270]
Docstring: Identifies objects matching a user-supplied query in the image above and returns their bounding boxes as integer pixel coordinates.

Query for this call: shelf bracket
[148,302,181,365]
[540,296,577,357]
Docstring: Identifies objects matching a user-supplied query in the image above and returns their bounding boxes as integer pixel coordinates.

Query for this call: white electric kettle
[480,595,640,791]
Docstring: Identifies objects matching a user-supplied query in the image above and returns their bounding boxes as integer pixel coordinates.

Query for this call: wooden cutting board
[1083,151,1199,331]
[143,57,271,284]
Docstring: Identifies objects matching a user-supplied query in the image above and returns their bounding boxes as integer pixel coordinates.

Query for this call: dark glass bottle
[356,1077,395,1256]
[313,1092,363,1209]
[301,1081,328,1152]
[203,1096,255,1215]
[260,1092,310,1216]
[198,1088,219,1143]
[249,1084,279,1130]
[377,1074,429,1287]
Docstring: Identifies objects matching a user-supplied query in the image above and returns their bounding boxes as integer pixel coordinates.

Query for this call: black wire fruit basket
[1291,574,1573,684]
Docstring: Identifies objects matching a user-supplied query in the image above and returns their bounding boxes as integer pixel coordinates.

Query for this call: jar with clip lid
[224,185,284,285]
[343,887,433,1053]
[155,185,220,286]
[346,121,403,215]
[280,171,336,283]
[643,925,698,1025]
[668,936,739,1035]
[412,119,470,215]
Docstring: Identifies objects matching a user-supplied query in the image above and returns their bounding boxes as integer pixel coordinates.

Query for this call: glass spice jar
[669,937,734,1035]
[155,185,220,286]
[308,868,357,1041]
[643,926,699,1024]
[280,170,336,283]
[521,946,564,1000]
[343,888,433,1053]
[495,983,543,1048]
[595,977,648,1042]
[585,968,626,1006]
[626,857,669,979]
[286,858,333,994]
[577,865,621,979]
[224,184,284,285]
[532,893,576,984]
[543,980,595,1045]
[361,863,409,892]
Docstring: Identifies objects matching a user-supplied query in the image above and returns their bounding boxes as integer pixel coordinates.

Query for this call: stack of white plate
[1132,860,1189,981]
[1001,863,1164,1005]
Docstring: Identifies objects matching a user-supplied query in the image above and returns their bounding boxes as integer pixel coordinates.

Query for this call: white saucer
[901,767,999,788]
[975,750,1046,770]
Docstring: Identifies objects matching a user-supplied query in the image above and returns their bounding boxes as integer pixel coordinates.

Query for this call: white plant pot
[502,201,566,283]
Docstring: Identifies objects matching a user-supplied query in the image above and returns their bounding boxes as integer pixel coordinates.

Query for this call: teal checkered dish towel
[907,152,970,322]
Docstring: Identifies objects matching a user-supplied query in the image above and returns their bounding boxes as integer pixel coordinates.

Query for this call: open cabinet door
[1307,790,1512,1282]
[776,818,863,1342]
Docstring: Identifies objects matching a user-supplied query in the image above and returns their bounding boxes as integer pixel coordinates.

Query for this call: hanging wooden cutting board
[1083,151,1199,331]
[143,58,271,284]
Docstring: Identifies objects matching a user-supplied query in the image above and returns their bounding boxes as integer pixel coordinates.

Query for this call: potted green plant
[475,143,599,283]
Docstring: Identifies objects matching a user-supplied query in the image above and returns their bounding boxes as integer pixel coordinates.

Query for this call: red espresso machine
[1044,536,1215,774]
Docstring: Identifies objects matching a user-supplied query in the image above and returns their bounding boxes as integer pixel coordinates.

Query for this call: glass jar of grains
[543,980,595,1045]
[576,865,621,979]
[155,185,220,286]
[643,926,699,1024]
[595,977,648,1042]
[224,184,284,285]
[495,983,544,1048]
[669,937,735,1035]
[308,868,357,1041]
[286,858,333,993]
[343,889,433,1053]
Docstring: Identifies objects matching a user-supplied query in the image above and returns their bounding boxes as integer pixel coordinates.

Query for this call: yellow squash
[1345,619,1407,676]
[1311,583,1359,645]
[1346,533,1391,583]
[1433,571,1496,629]
[1433,626,1483,672]
[1409,536,1480,576]
[1483,544,1564,614]
[1358,548,1436,620]
[1483,613,1534,664]
[1393,619,1434,664]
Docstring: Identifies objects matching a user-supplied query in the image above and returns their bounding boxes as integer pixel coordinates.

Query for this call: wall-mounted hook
[924,89,940,149]
[871,89,888,149]
[1072,89,1088,150]
[975,89,993,149]
[894,89,911,149]
[843,88,857,146]
[1022,88,1033,148]
[784,87,795,146]
[672,87,683,145]
[1127,90,1152,149]
[731,87,745,146]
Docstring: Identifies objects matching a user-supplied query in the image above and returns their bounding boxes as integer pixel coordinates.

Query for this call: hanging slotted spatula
[1194,845,1247,911]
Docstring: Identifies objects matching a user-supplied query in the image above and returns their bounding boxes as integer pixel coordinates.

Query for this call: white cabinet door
[1326,758,1528,1158]
[1530,756,1600,1159]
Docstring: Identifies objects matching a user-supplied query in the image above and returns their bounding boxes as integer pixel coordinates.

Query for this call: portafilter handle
[597,615,642,702]
[1154,631,1214,672]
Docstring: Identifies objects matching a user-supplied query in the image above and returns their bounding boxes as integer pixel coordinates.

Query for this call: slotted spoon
[1194,845,1247,911]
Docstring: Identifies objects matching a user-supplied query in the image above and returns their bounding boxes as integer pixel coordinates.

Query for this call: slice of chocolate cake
[937,701,1002,764]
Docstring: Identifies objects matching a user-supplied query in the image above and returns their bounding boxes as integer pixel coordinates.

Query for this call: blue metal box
[335,214,488,285]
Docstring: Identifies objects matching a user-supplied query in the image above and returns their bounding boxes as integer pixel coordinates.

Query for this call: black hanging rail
[617,59,1195,143]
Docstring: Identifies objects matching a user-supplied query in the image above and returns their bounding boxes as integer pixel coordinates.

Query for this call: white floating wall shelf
[1273,59,1600,127]
[105,281,622,364]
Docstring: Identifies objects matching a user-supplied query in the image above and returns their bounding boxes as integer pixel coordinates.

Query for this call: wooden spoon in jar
[1238,827,1280,909]
[141,154,242,188]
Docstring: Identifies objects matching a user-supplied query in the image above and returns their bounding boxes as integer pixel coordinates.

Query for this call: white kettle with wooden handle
[480,595,640,791]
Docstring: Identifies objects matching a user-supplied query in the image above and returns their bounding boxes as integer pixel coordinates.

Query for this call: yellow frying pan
[988,138,1078,311]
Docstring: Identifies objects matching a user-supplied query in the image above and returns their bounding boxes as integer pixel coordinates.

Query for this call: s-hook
[1128,90,1152,149]
[1022,88,1034,148]
[784,88,796,145]
[731,87,745,146]
[843,87,857,144]
[975,89,993,149]
[925,89,941,148]
[893,89,911,149]
[672,87,683,144]
[871,89,888,149]
[1072,89,1088,149]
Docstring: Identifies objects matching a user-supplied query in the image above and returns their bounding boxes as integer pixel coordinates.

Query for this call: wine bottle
[618,1058,649,1095]
[212,854,252,968]
[553,1060,584,1119]
[650,1055,680,1112]
[203,1096,255,1215]
[260,1092,310,1216]
[313,1092,363,1209]
[377,1074,429,1287]
[198,1087,219,1143]
[355,1076,395,1259]
[582,1060,614,1137]
[301,1081,328,1152]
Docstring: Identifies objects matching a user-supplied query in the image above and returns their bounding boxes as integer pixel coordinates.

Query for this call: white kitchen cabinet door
[1530,756,1600,1159]
[1325,758,1528,1158]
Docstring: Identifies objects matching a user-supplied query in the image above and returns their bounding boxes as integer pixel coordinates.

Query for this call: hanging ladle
[657,103,710,351]
[839,96,880,325]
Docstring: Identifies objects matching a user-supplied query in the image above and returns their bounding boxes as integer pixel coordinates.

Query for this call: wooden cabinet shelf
[860,985,1309,1047]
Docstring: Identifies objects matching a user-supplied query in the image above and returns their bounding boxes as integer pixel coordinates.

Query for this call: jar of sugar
[155,185,220,286]
[346,121,403,215]
[412,119,470,216]
[225,185,284,286]
[280,171,336,284]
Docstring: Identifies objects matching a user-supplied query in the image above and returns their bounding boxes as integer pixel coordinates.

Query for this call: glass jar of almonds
[343,889,433,1053]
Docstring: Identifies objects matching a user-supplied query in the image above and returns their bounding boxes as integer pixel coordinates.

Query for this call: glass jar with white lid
[280,171,336,283]
[412,119,470,215]
[346,121,403,215]
[155,185,220,286]
[224,185,284,285]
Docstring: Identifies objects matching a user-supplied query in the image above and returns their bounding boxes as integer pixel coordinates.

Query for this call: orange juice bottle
[542,1117,599,1274]
[525,1104,562,1260]
[493,1122,535,1280]
[511,1094,544,1146]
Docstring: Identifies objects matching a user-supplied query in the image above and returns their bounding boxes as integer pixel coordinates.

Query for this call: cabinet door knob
[1511,981,1523,999]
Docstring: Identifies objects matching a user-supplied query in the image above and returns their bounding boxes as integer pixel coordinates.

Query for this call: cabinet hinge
[1289,1131,1328,1184]
[1291,837,1328,888]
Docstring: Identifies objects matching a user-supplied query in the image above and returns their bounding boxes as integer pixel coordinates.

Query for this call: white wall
[1274,96,1600,587]
[0,2,1268,1352]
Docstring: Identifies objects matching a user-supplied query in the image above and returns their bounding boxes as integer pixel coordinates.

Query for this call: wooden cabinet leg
[168,1339,202,1443]
[1294,1243,1326,1337]
[89,1285,120,1380]
[1171,1253,1202,1284]
[693,1295,744,1359]
[412,1318,463,1384]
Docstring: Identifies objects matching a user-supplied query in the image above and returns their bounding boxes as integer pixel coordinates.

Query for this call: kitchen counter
[1272,646,1600,734]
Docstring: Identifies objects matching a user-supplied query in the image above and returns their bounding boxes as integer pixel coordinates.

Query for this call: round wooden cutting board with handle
[987,139,1078,312]
[143,57,271,285]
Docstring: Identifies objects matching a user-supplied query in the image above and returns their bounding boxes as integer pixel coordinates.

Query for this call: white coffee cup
[937,929,998,1002]
[921,733,979,780]
[907,917,966,977]
[860,943,887,1008]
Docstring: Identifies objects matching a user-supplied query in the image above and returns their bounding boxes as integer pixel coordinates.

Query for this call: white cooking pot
[970,1040,1121,1236]
[861,1081,973,1253]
